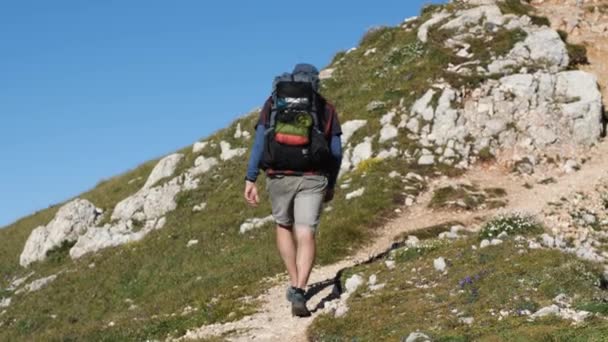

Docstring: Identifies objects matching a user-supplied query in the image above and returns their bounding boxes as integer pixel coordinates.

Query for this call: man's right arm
[245,124,266,183]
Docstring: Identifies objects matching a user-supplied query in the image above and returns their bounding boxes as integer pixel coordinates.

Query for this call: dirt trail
[177,140,608,342]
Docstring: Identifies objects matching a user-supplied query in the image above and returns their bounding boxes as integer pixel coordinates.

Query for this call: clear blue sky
[0,0,442,228]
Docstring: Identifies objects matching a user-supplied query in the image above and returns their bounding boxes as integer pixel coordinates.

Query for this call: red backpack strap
[260,96,273,127]
[324,102,336,138]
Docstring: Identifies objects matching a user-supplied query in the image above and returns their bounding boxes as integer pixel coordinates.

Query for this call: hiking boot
[291,288,311,317]
[286,286,297,303]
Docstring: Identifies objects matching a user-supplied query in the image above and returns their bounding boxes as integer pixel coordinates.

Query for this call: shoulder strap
[323,102,335,138]
[260,96,273,127]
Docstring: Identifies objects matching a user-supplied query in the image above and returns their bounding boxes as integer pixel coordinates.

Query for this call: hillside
[1,0,607,341]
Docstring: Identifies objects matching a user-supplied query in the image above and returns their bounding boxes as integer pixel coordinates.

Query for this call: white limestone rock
[440,5,505,31]
[364,48,377,56]
[525,28,569,69]
[192,156,219,176]
[192,141,208,154]
[531,304,561,319]
[434,257,447,272]
[345,274,364,294]
[341,120,367,146]
[366,100,386,112]
[555,71,603,145]
[412,89,436,121]
[319,68,335,80]
[406,235,420,248]
[192,203,207,212]
[143,154,183,189]
[239,215,274,234]
[233,123,250,139]
[112,182,181,222]
[351,138,373,168]
[379,125,398,143]
[7,272,35,291]
[417,154,435,166]
[70,221,148,259]
[405,332,432,342]
[219,141,247,161]
[20,199,101,267]
[346,188,365,200]
[22,274,58,293]
[418,11,451,43]
[0,298,11,309]
[187,240,199,247]
[377,147,399,159]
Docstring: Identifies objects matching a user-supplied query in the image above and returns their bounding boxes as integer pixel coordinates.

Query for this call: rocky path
[177,140,608,342]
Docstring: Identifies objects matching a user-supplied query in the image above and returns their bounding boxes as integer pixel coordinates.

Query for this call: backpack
[259,69,332,172]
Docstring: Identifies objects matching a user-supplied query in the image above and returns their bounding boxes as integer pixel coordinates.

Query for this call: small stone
[553,293,572,308]
[369,275,378,286]
[531,305,560,319]
[192,203,207,212]
[405,332,432,342]
[480,239,491,249]
[345,274,364,293]
[187,240,199,247]
[406,236,420,247]
[385,260,396,270]
[459,317,474,325]
[405,197,415,206]
[434,257,447,272]
[346,188,365,200]
[490,239,503,246]
[366,100,386,111]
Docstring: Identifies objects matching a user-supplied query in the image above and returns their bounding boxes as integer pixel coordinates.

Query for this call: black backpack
[259,69,331,172]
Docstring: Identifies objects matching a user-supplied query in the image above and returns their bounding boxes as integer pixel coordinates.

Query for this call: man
[244,63,342,317]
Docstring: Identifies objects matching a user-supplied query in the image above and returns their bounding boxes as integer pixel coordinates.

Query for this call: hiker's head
[292,63,320,91]
[292,63,319,76]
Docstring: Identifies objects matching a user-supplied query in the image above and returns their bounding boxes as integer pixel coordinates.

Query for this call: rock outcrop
[19,199,102,267]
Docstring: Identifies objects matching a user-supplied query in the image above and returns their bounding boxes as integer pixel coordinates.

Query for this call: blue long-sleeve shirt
[246,124,343,189]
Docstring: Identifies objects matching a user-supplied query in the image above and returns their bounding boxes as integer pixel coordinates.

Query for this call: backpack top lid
[272,63,320,98]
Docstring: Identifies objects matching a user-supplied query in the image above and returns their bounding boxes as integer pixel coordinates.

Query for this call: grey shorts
[266,174,328,232]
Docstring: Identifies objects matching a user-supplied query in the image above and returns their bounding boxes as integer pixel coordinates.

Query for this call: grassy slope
[308,222,608,341]
[0,1,556,340]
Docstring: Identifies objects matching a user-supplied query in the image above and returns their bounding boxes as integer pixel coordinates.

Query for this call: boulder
[142,154,183,189]
[20,199,101,267]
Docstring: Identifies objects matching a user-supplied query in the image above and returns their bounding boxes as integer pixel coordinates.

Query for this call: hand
[324,188,335,203]
[244,180,260,207]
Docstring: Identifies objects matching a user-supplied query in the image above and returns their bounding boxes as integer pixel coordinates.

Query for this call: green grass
[308,232,608,341]
[429,184,508,211]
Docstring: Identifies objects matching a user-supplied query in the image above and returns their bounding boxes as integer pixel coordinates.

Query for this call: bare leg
[276,225,298,287]
[294,225,316,289]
